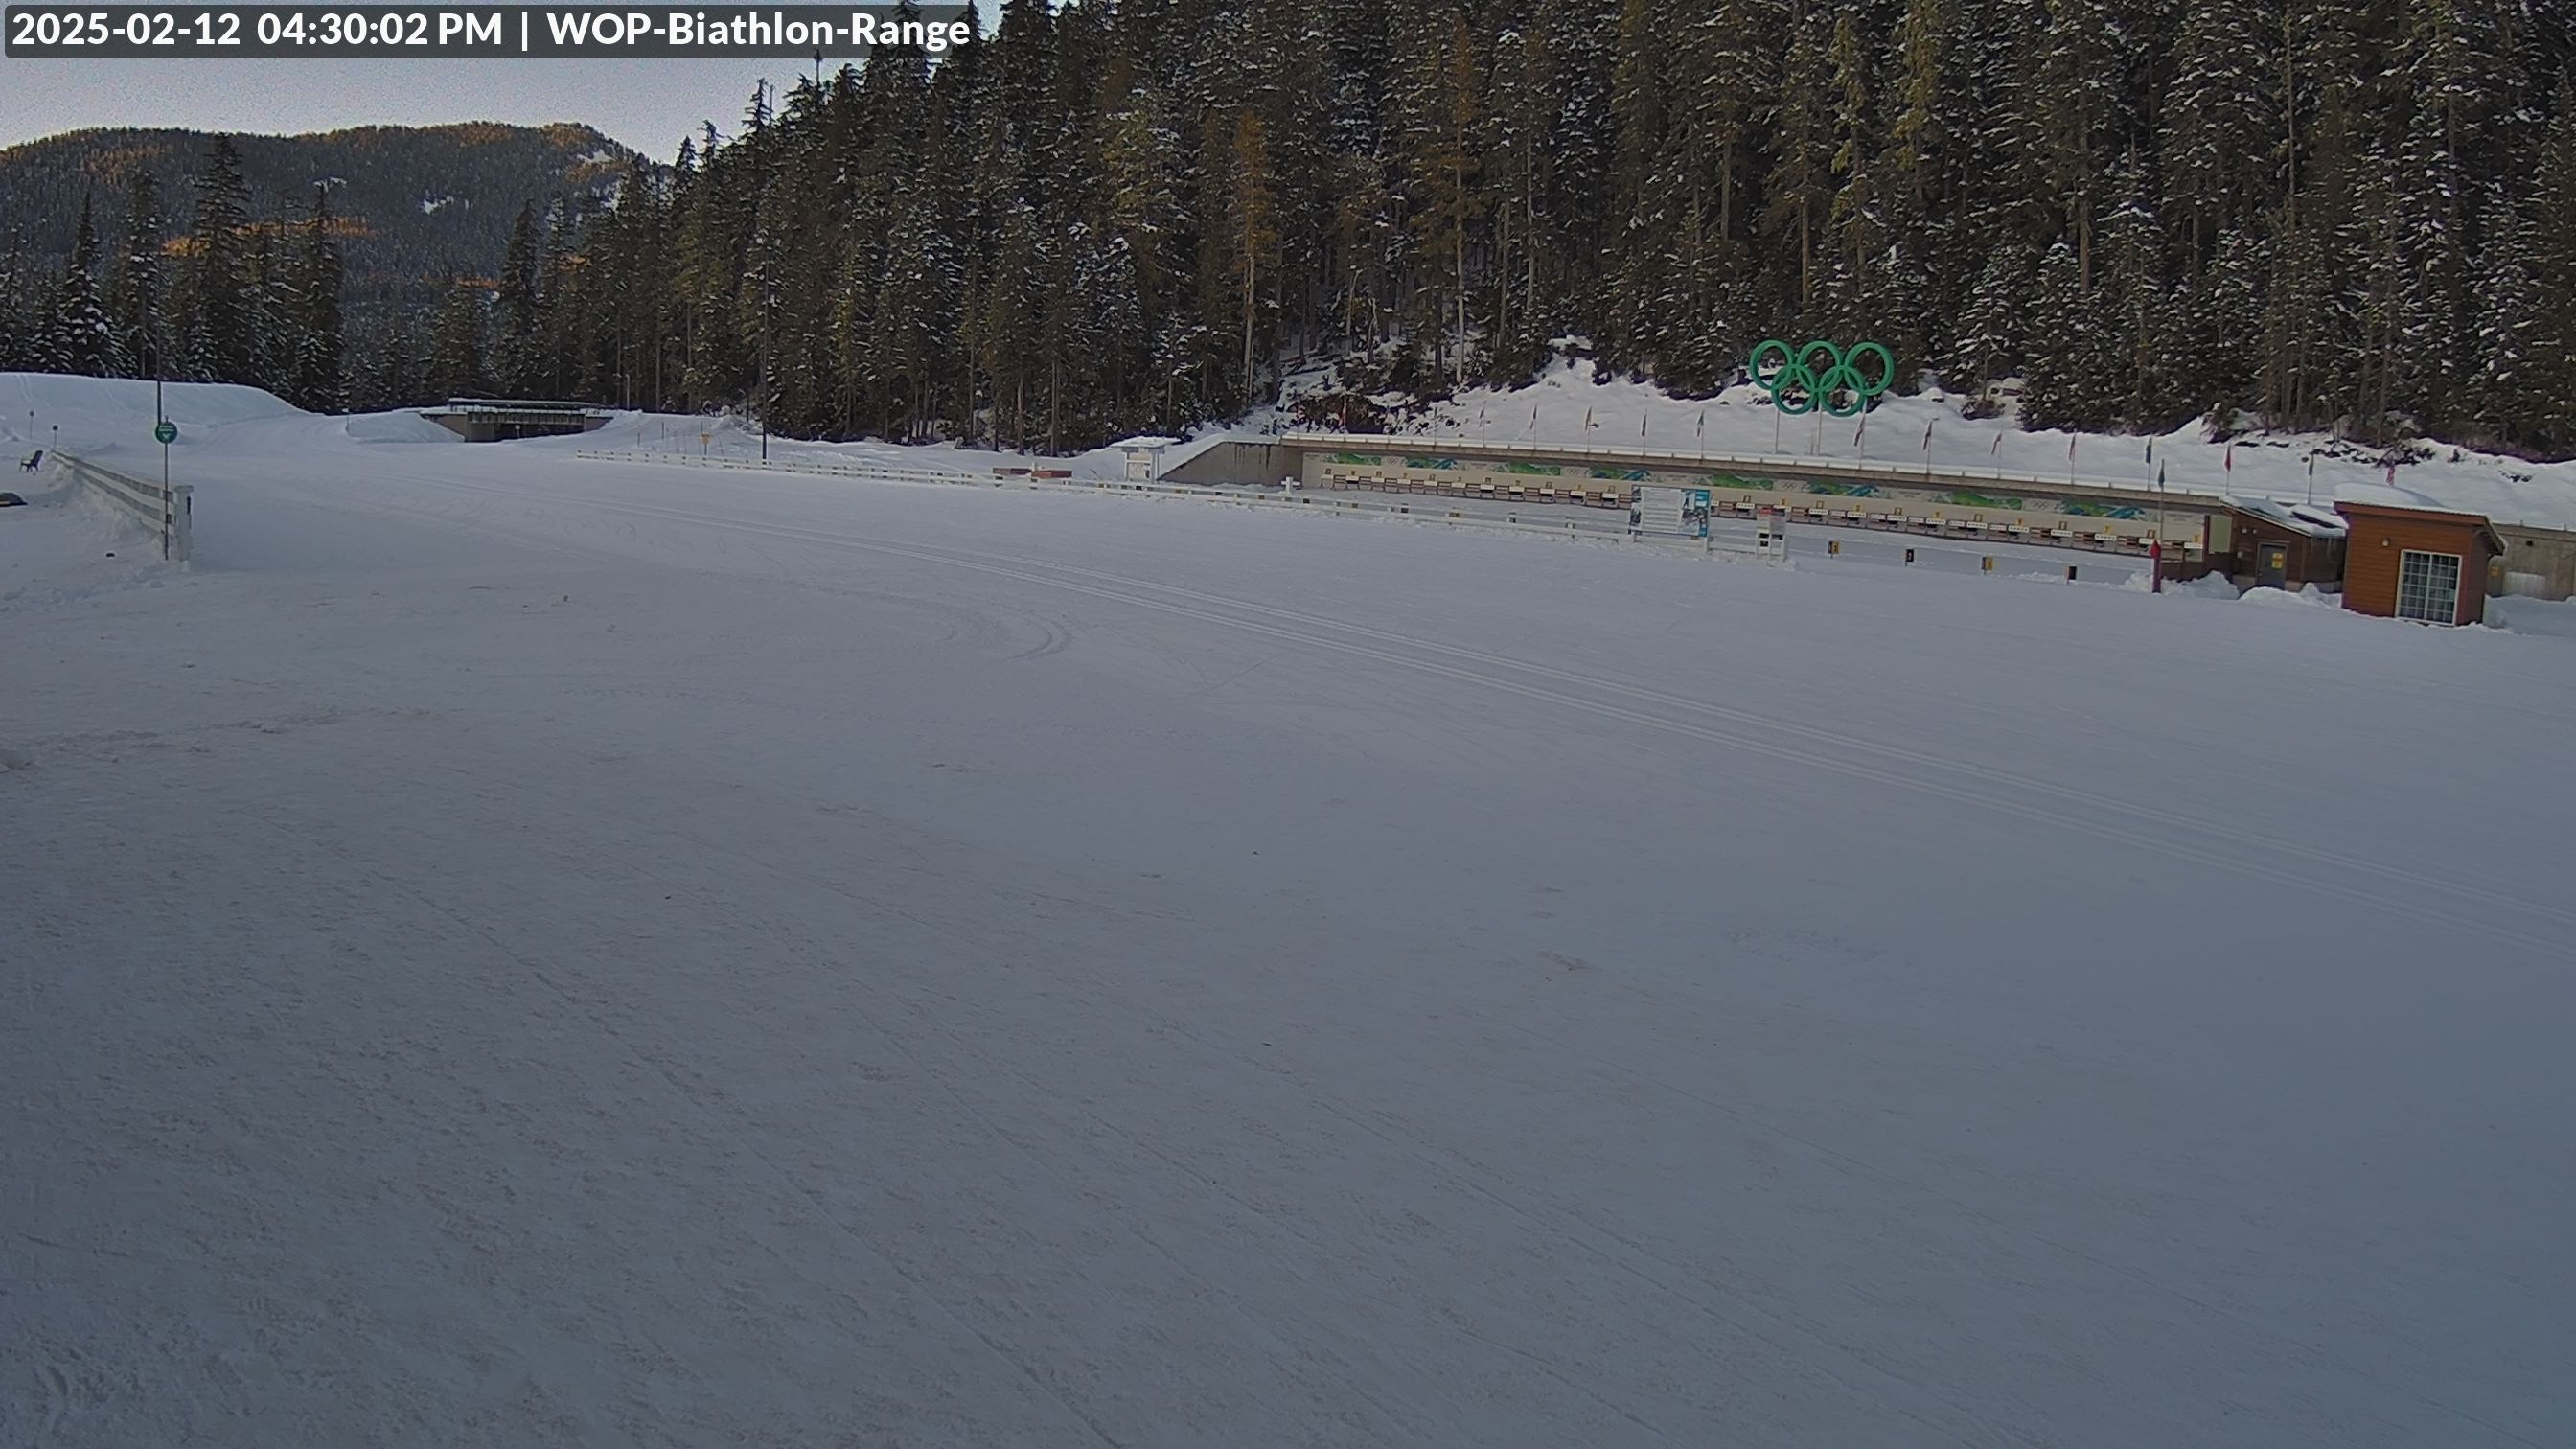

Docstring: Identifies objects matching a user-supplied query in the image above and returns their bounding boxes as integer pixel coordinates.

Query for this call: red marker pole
[2150,540,2163,593]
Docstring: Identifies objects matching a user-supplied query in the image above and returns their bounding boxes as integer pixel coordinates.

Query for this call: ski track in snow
[337,470,2573,951]
[4,380,2573,1448]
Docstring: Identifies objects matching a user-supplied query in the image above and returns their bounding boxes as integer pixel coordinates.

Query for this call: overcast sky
[0,57,810,158]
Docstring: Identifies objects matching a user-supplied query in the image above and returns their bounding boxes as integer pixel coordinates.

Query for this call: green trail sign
[154,421,177,445]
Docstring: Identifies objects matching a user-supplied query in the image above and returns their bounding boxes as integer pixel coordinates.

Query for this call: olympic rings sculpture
[1750,338,1894,418]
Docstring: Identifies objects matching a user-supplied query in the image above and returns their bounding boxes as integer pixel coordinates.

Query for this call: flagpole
[2153,461,2168,593]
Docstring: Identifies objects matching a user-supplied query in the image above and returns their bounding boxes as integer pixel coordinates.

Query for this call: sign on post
[154,421,177,445]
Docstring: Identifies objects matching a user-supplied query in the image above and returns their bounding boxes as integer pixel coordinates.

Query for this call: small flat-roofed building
[2224,497,2347,593]
[2334,485,2504,626]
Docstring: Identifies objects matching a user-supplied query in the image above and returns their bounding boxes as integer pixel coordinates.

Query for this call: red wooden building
[2335,490,2504,626]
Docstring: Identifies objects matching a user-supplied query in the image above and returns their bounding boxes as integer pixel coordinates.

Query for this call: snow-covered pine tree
[494,203,541,397]
[2533,80,2576,455]
[1877,0,1949,378]
[2022,0,2125,291]
[2099,151,2174,427]
[0,231,34,373]
[2018,239,2094,430]
[102,170,163,380]
[51,193,113,377]
[2473,203,2542,449]
[1603,0,1672,377]
[1393,3,1478,390]
[2161,0,2279,279]
[243,200,297,399]
[177,137,255,385]
[294,184,344,412]
[1824,9,1885,342]
[2387,0,2487,440]
[1224,109,1282,402]
[2177,225,2265,423]
[427,277,488,400]
[1764,13,1834,325]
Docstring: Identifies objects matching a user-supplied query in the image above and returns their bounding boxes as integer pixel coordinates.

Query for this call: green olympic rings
[1754,337,1894,420]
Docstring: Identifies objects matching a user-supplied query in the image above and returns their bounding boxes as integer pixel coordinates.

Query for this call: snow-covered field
[5,375,2573,1448]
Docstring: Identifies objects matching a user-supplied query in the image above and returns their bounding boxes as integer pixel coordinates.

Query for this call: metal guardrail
[61,453,191,564]
[570,449,1788,563]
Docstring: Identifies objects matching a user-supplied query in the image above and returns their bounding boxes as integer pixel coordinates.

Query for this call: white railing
[571,449,1787,563]
[61,453,192,564]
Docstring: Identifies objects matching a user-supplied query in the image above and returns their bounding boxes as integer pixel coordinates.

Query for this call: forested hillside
[0,122,637,305]
[7,0,2576,460]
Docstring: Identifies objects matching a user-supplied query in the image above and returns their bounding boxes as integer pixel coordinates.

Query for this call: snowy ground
[5,375,2574,1448]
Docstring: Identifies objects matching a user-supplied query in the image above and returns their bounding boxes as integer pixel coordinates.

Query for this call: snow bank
[1,372,301,454]
[2489,592,2576,640]
[0,460,167,606]
[2238,585,2338,610]
[339,409,459,445]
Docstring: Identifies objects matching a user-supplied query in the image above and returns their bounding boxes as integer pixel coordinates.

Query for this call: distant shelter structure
[422,398,611,442]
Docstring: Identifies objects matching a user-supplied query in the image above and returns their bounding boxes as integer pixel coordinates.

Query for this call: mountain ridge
[0,121,648,308]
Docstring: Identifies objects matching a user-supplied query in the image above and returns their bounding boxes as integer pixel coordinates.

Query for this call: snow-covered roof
[2333,481,2506,547]
[2230,496,2347,539]
[2332,480,2454,514]
[1128,432,1244,475]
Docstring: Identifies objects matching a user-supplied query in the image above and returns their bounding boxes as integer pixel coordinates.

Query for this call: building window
[2396,549,2463,623]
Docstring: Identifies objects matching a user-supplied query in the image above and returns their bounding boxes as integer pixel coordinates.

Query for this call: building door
[2397,550,2464,624]
[2257,543,2289,589]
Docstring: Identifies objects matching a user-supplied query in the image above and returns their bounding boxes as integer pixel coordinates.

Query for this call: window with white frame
[2396,549,2463,623]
